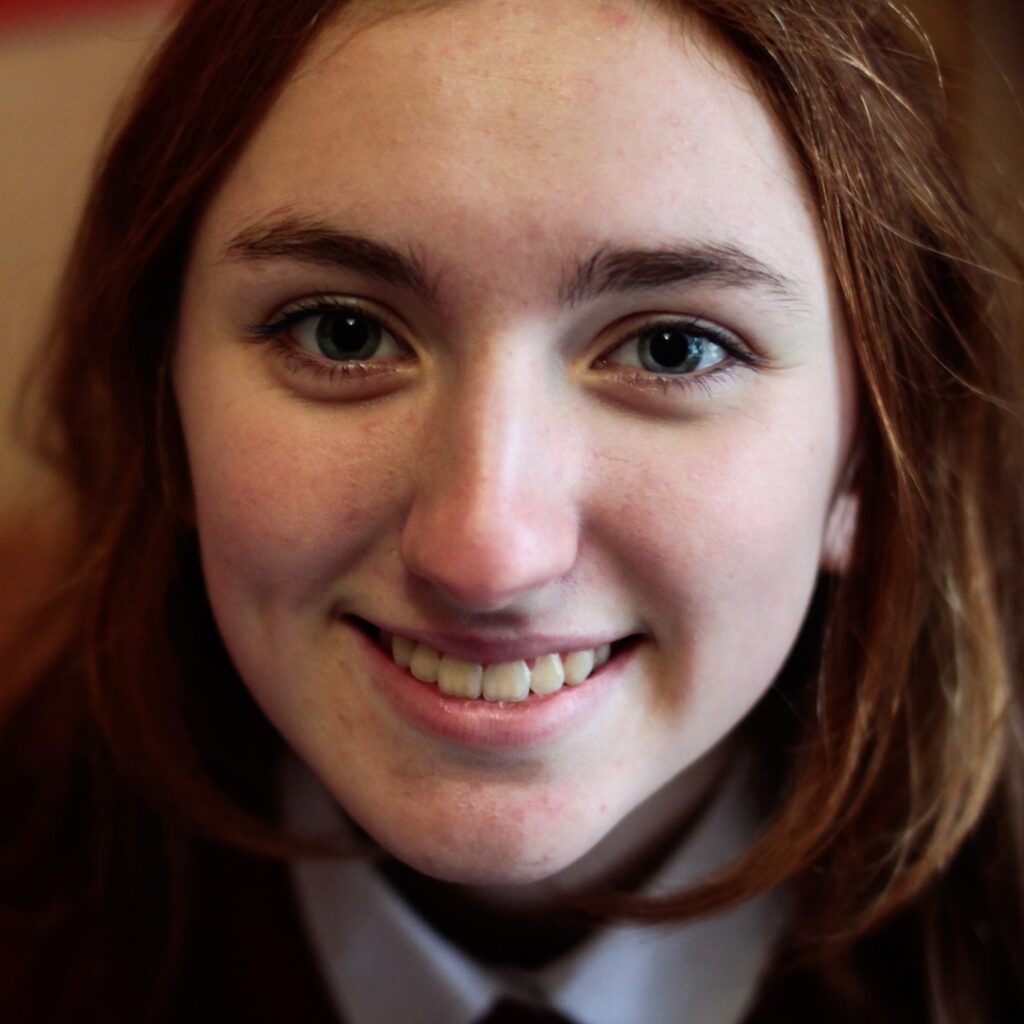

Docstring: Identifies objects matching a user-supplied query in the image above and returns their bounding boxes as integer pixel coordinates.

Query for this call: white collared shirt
[283,759,785,1024]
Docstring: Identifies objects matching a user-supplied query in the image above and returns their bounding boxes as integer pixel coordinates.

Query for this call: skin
[174,0,856,895]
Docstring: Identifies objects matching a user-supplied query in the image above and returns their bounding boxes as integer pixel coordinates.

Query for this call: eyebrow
[226,216,439,305]
[560,242,803,306]
[225,215,803,308]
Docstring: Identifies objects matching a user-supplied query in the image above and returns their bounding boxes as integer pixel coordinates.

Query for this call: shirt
[282,757,785,1024]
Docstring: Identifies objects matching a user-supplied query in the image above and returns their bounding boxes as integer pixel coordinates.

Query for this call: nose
[399,353,581,612]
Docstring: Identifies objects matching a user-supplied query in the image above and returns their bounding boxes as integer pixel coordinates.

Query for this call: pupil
[316,311,381,361]
[643,328,701,372]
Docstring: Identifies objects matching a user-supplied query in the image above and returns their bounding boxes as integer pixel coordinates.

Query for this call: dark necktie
[474,996,581,1024]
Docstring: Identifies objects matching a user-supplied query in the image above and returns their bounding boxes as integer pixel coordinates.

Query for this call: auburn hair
[1,0,1021,1020]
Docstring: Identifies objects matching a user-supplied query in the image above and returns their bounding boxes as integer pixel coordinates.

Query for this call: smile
[385,631,613,702]
[346,617,642,747]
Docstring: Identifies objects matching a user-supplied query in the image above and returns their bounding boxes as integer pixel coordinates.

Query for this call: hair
[1,0,1021,1020]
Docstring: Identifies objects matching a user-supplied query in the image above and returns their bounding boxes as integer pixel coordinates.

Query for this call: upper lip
[349,615,630,665]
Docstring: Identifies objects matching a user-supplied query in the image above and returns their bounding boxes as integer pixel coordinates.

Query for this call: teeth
[384,633,615,700]
[529,653,565,695]
[409,643,441,683]
[563,648,595,685]
[482,661,531,702]
[391,634,416,670]
[437,656,483,699]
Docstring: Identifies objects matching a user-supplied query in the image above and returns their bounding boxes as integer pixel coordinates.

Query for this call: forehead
[196,0,827,300]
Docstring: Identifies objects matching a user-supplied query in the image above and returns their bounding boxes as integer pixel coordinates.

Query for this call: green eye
[307,309,385,361]
[255,299,406,363]
[296,307,403,361]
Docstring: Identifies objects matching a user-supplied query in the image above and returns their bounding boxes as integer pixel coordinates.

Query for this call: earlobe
[821,491,858,574]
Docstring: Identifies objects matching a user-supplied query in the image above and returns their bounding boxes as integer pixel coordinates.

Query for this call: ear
[821,490,858,574]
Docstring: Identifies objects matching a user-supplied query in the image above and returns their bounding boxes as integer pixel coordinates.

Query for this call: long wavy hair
[2,0,1021,1020]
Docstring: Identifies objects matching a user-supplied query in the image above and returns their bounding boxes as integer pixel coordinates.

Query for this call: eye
[289,303,404,362]
[250,298,407,364]
[604,319,733,376]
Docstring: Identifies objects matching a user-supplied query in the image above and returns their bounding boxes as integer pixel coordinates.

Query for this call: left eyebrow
[560,242,804,306]
[224,215,439,305]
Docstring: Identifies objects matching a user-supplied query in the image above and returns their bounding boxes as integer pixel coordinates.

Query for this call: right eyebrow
[225,215,439,305]
[560,242,804,307]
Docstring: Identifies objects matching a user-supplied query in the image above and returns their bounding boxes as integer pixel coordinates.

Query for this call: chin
[391,845,575,888]
[354,801,607,889]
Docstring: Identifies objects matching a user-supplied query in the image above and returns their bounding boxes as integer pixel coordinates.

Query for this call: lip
[344,618,640,750]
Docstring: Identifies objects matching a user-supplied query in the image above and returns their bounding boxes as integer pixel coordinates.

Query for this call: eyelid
[246,293,412,350]
[595,313,758,368]
[243,293,420,400]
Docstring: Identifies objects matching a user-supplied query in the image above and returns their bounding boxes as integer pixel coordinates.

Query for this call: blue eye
[606,321,731,376]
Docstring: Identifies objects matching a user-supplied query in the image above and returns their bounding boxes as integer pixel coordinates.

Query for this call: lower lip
[346,623,634,750]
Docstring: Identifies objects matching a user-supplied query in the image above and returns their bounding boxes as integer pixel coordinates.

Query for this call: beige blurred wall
[0,0,1021,519]
[0,5,171,515]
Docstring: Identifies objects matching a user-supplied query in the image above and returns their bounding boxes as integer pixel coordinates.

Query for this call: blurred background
[0,0,1022,519]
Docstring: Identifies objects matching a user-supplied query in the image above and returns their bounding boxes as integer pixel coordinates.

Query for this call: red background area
[0,0,157,27]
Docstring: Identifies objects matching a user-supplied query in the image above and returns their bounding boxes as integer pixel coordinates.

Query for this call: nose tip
[399,493,579,612]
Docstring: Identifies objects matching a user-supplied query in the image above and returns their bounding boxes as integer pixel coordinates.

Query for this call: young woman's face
[175,0,855,885]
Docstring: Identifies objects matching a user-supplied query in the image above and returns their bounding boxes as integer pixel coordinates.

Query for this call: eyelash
[595,316,759,396]
[246,296,407,384]
[246,295,761,394]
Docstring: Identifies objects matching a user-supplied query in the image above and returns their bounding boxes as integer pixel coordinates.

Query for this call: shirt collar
[282,757,784,1024]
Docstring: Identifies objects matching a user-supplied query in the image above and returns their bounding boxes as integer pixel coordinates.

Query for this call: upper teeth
[388,633,611,702]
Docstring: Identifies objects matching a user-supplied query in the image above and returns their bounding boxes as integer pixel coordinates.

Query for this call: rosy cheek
[186,396,411,599]
[593,418,833,625]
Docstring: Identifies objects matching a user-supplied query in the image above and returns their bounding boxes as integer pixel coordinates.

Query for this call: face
[174,0,855,887]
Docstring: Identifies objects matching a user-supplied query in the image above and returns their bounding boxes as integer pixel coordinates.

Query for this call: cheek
[594,410,838,688]
[180,382,414,609]
[608,433,831,579]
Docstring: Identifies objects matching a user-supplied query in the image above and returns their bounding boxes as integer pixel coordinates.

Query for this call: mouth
[350,617,639,704]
